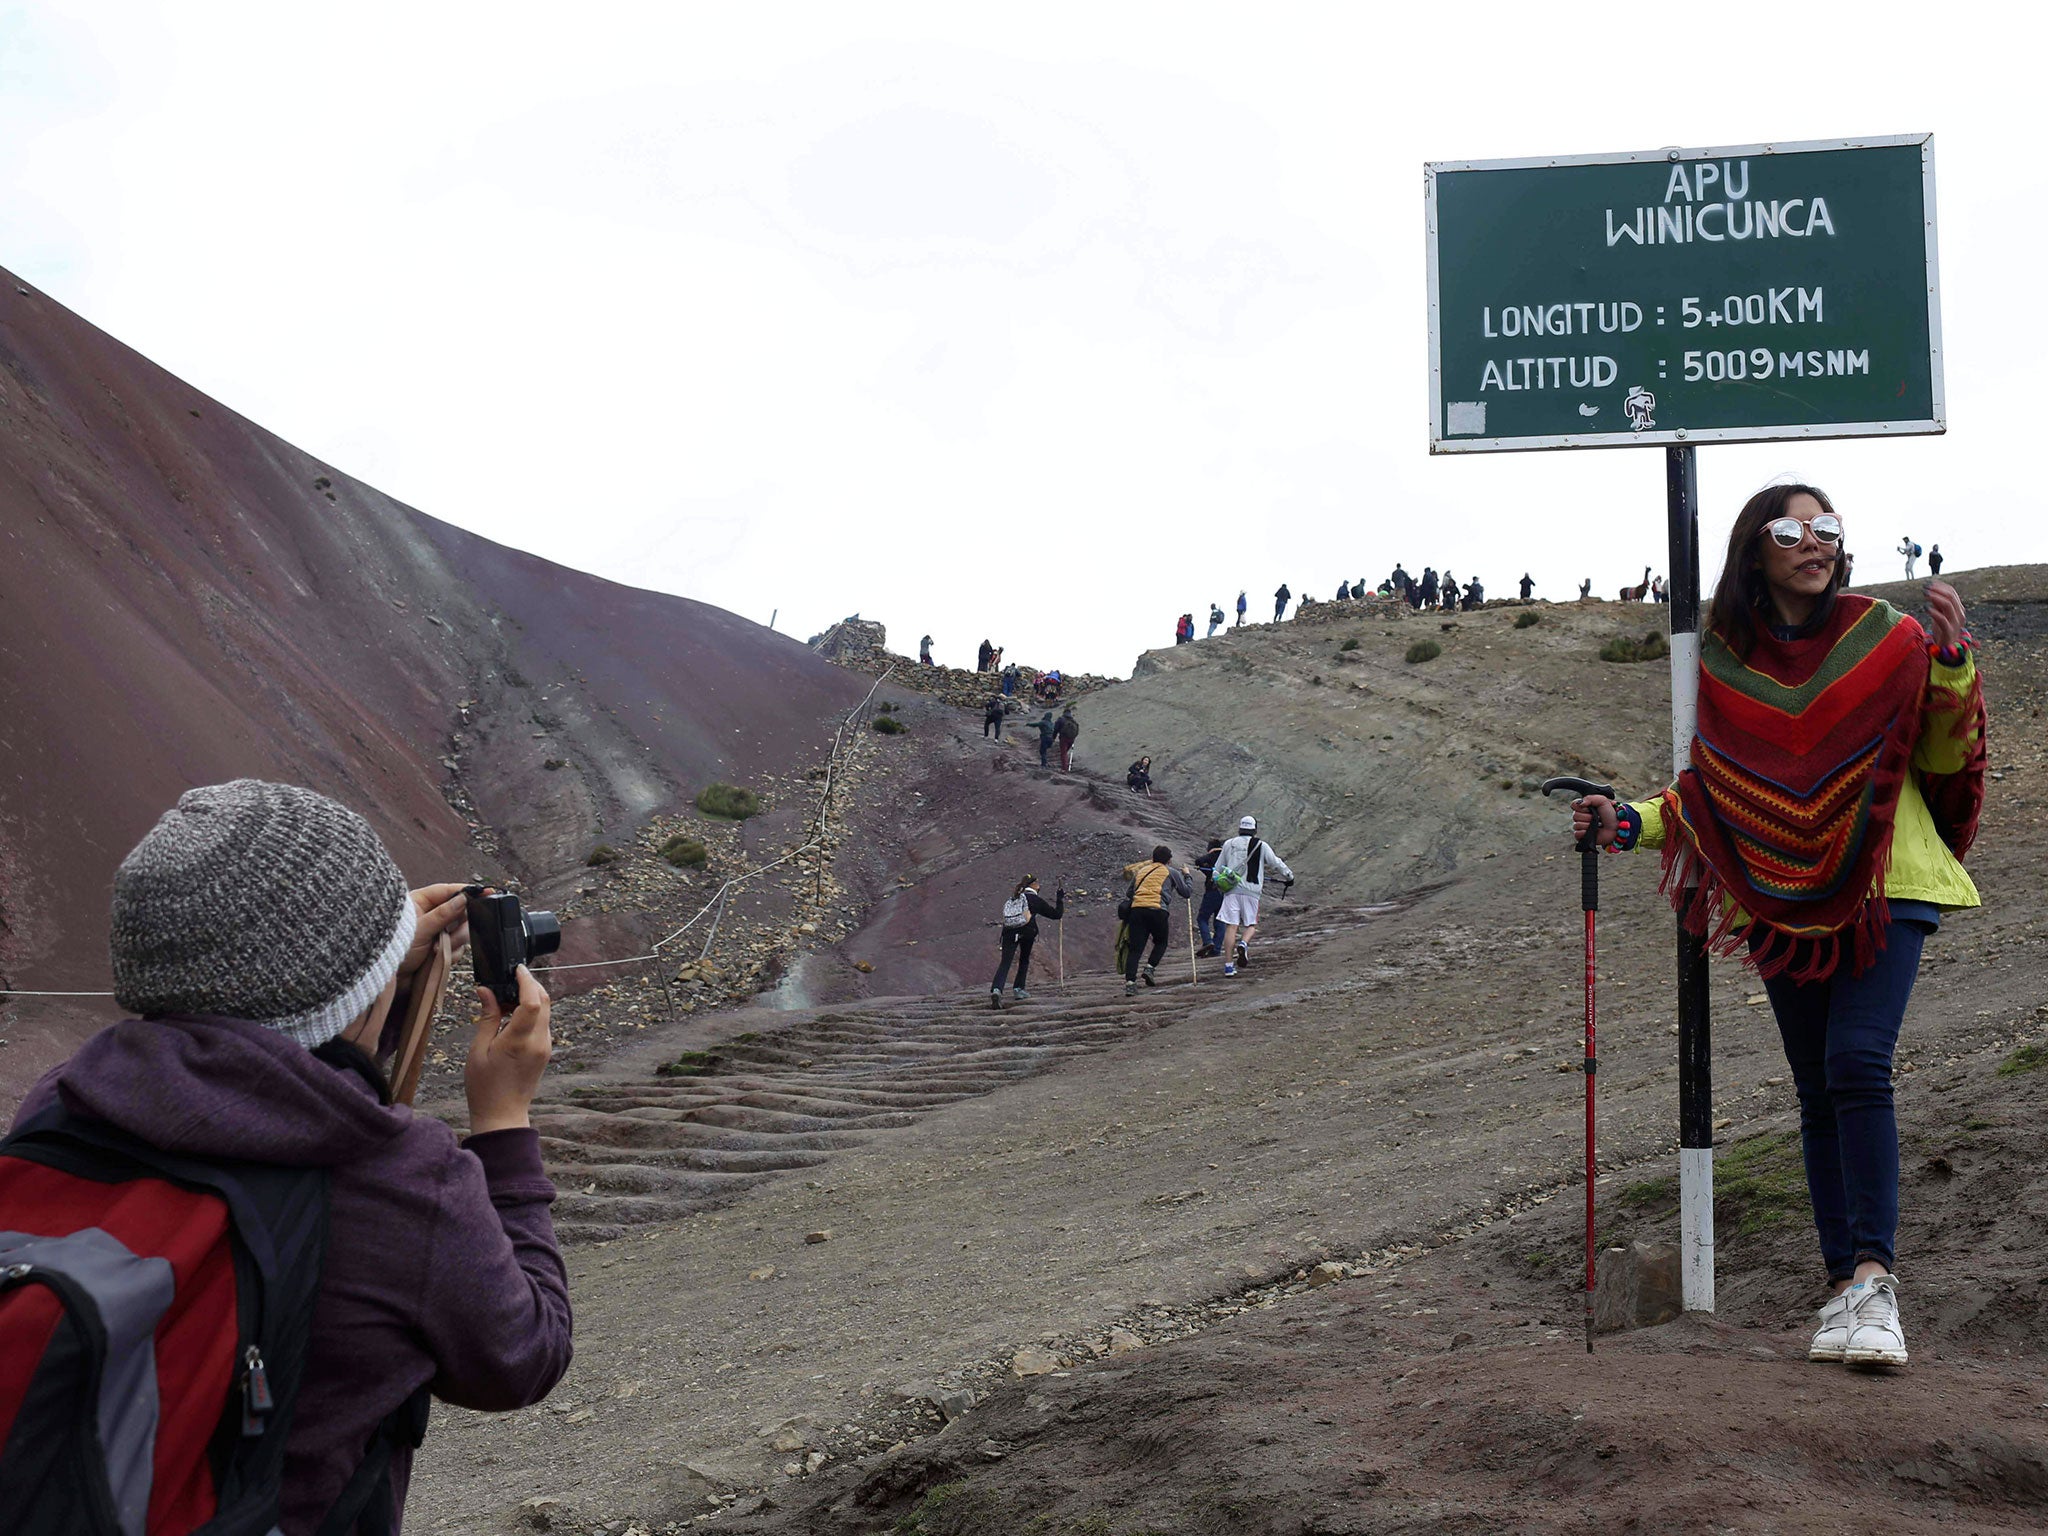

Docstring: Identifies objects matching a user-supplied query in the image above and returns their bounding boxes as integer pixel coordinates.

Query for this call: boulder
[1593,1239,1683,1333]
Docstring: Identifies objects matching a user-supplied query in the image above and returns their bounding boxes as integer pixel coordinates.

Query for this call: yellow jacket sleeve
[1626,796,1671,852]
[1913,651,1982,777]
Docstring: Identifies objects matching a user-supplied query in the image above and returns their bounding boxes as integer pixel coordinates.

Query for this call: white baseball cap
[1238,815,1257,831]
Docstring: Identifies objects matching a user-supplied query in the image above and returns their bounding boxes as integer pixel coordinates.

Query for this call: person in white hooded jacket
[1215,815,1293,975]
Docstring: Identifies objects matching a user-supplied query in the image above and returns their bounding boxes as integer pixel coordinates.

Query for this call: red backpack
[0,1098,424,1535]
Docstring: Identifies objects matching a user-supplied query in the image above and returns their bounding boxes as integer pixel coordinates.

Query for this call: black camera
[464,887,562,1009]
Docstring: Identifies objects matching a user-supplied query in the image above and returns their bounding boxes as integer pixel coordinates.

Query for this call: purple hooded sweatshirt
[12,1015,573,1535]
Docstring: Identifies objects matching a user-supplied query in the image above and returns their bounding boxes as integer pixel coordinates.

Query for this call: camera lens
[523,909,562,960]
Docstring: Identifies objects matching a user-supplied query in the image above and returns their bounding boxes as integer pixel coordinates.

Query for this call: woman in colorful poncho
[1572,482,1985,1370]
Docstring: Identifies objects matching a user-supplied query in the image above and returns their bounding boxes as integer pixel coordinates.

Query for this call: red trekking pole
[1543,774,1613,1354]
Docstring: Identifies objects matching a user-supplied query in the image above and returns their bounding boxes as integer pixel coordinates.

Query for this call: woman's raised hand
[1925,579,1966,653]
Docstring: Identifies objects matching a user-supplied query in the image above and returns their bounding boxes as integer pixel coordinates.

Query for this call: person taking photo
[1,780,573,1533]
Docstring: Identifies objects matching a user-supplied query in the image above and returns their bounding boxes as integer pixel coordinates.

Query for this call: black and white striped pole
[1664,444,1715,1311]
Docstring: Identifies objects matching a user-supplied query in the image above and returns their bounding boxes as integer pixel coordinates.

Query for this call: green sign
[1426,135,1942,453]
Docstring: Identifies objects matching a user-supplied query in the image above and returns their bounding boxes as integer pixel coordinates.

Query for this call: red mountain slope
[0,269,864,1095]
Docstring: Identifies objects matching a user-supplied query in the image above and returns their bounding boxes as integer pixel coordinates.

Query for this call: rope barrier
[0,666,898,1004]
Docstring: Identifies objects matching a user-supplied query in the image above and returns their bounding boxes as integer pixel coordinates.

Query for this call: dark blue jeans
[1197,887,1224,950]
[1753,919,1927,1281]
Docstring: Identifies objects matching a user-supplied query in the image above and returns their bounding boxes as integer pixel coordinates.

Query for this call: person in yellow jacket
[1572,483,1984,1372]
[1118,845,1193,996]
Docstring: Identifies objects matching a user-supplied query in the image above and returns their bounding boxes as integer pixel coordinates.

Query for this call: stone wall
[807,619,1116,712]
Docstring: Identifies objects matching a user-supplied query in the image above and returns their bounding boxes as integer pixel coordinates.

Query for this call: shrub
[1600,632,1671,664]
[877,701,895,713]
[656,1050,718,1077]
[1405,640,1441,664]
[695,782,761,819]
[585,844,619,866]
[872,715,907,735]
[658,834,708,869]
[1514,610,1540,629]
[1339,638,1360,652]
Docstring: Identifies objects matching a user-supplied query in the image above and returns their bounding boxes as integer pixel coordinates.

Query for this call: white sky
[4,3,2042,676]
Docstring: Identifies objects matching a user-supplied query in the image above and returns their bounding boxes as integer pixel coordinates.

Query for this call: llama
[1619,566,1652,602]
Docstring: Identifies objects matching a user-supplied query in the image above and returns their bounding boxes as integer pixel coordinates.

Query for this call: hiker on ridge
[1570,482,1984,1371]
[1001,662,1019,696]
[977,638,994,672]
[1519,573,1535,601]
[919,634,935,667]
[1035,709,1058,768]
[1208,603,1226,638]
[1928,543,1944,577]
[1273,584,1292,622]
[1236,591,1248,626]
[1215,814,1294,977]
[2,781,573,1531]
[1118,845,1194,996]
[1054,705,1080,771]
[1898,535,1918,579]
[1418,567,1439,609]
[991,874,1063,1009]
[983,694,1006,741]
[1336,579,1351,602]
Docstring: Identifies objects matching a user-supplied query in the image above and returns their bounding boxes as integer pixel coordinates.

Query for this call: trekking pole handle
[1540,776,1614,913]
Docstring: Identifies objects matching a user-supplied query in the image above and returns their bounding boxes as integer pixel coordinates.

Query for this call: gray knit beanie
[110,780,417,1049]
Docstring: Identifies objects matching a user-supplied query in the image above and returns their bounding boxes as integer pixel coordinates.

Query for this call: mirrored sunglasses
[1763,513,1843,547]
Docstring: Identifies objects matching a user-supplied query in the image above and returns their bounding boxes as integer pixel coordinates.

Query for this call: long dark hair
[1013,874,1037,897]
[1704,482,1848,657]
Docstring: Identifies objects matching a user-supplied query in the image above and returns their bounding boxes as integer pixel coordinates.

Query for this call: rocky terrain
[405,565,2048,1535]
[809,615,1118,713]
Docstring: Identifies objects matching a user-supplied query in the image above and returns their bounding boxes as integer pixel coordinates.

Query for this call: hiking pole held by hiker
[1542,774,1614,1355]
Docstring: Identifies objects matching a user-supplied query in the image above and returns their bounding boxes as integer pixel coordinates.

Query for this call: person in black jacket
[983,695,1006,741]
[1519,573,1535,600]
[1194,836,1227,956]
[1127,756,1153,795]
[1273,584,1292,622]
[992,875,1064,1006]
[1418,568,1438,609]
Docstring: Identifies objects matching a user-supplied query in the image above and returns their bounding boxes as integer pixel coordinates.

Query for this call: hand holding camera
[461,887,561,1133]
[467,963,552,1134]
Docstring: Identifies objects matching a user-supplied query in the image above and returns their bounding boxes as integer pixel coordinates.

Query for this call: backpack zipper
[241,1344,274,1435]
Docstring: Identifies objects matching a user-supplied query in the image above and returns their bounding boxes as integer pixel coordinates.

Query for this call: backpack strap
[312,1385,431,1536]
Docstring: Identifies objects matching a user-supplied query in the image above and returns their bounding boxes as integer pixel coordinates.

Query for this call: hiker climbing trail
[531,894,1374,1244]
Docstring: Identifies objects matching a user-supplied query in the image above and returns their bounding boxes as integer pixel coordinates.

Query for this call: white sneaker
[1808,1290,1852,1362]
[1841,1274,1908,1368]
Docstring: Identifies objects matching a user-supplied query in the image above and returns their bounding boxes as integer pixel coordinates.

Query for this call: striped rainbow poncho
[1656,593,1984,981]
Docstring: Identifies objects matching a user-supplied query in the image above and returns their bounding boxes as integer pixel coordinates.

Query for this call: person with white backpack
[991,874,1063,1009]
[1215,815,1295,976]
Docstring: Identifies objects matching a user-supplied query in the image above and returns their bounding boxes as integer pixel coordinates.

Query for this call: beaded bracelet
[1608,803,1642,854]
